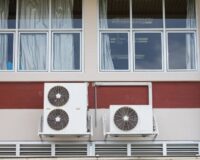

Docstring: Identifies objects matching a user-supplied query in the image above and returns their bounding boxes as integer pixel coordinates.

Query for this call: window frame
[51,31,82,72]
[133,31,164,72]
[17,31,49,72]
[0,31,15,72]
[99,31,131,72]
[0,0,83,73]
[166,30,198,71]
[98,0,199,73]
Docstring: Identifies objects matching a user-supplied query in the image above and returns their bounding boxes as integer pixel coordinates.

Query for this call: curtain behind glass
[100,0,114,70]
[53,34,75,70]
[20,34,47,70]
[0,0,9,29]
[52,0,76,70]
[186,0,196,69]
[19,0,48,71]
[19,0,49,28]
[0,0,9,70]
[52,0,74,28]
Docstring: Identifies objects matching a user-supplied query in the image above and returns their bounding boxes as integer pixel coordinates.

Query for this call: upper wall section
[0,82,200,109]
[0,0,200,81]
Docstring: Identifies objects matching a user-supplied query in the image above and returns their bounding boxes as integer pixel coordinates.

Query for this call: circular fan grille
[48,86,69,106]
[47,109,69,130]
[114,107,138,131]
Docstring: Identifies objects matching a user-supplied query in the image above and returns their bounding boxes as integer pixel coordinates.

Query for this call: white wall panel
[0,109,199,141]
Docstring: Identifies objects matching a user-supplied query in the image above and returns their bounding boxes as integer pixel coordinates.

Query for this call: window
[99,0,197,72]
[0,0,82,72]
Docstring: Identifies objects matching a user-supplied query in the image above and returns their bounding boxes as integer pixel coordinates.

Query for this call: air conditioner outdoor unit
[109,105,153,134]
[41,83,88,135]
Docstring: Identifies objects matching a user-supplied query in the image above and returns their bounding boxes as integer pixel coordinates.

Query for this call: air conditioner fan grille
[114,107,138,131]
[48,86,69,106]
[47,109,69,130]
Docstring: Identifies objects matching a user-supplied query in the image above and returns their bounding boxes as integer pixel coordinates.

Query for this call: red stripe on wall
[0,82,200,109]
[88,86,149,108]
[153,82,200,108]
[0,83,43,109]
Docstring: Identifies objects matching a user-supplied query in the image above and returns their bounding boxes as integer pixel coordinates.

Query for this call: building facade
[0,0,200,158]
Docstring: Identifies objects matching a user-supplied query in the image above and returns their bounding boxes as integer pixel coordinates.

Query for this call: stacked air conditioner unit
[41,83,88,135]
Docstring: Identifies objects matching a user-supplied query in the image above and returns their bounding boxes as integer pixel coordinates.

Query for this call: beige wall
[0,0,200,82]
[0,109,199,141]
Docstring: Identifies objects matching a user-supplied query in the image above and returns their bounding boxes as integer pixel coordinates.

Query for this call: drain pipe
[94,83,98,127]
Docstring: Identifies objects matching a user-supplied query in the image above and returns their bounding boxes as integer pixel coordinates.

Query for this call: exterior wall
[0,82,200,109]
[0,0,200,82]
[0,109,199,141]
[0,0,200,144]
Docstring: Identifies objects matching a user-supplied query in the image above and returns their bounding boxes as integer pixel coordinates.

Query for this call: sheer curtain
[100,0,114,70]
[52,0,75,70]
[186,0,196,69]
[0,0,9,70]
[19,0,48,70]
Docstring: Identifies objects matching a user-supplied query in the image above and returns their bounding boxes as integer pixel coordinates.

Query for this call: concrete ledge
[1,157,200,160]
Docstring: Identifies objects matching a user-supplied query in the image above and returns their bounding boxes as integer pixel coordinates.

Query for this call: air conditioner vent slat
[95,144,127,156]
[0,144,16,157]
[55,144,87,156]
[131,144,163,157]
[167,144,198,156]
[20,144,51,157]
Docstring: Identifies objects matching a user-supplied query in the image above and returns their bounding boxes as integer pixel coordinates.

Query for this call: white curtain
[100,0,114,70]
[19,0,48,70]
[0,0,9,70]
[20,34,47,70]
[19,0,48,29]
[52,0,75,70]
[186,0,196,69]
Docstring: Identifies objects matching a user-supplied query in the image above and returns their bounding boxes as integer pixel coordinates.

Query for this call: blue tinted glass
[101,33,129,70]
[168,33,196,70]
[132,0,163,28]
[0,34,14,70]
[135,33,162,70]
[99,0,130,28]
[165,0,196,28]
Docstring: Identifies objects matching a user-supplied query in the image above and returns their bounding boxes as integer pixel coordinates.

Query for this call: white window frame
[133,31,164,72]
[99,31,131,72]
[0,32,15,72]
[98,0,198,73]
[0,0,83,73]
[166,31,197,72]
[51,31,82,72]
[18,32,49,72]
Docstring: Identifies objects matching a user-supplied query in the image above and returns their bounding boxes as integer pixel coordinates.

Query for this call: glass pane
[101,33,128,71]
[99,0,130,28]
[0,34,14,70]
[19,33,47,71]
[53,33,80,71]
[0,0,16,29]
[132,0,163,28]
[165,0,196,28]
[52,0,82,28]
[135,33,162,70]
[168,33,196,70]
[18,0,49,29]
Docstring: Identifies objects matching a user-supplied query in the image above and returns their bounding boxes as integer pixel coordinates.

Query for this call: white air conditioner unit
[109,105,153,134]
[41,83,88,135]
